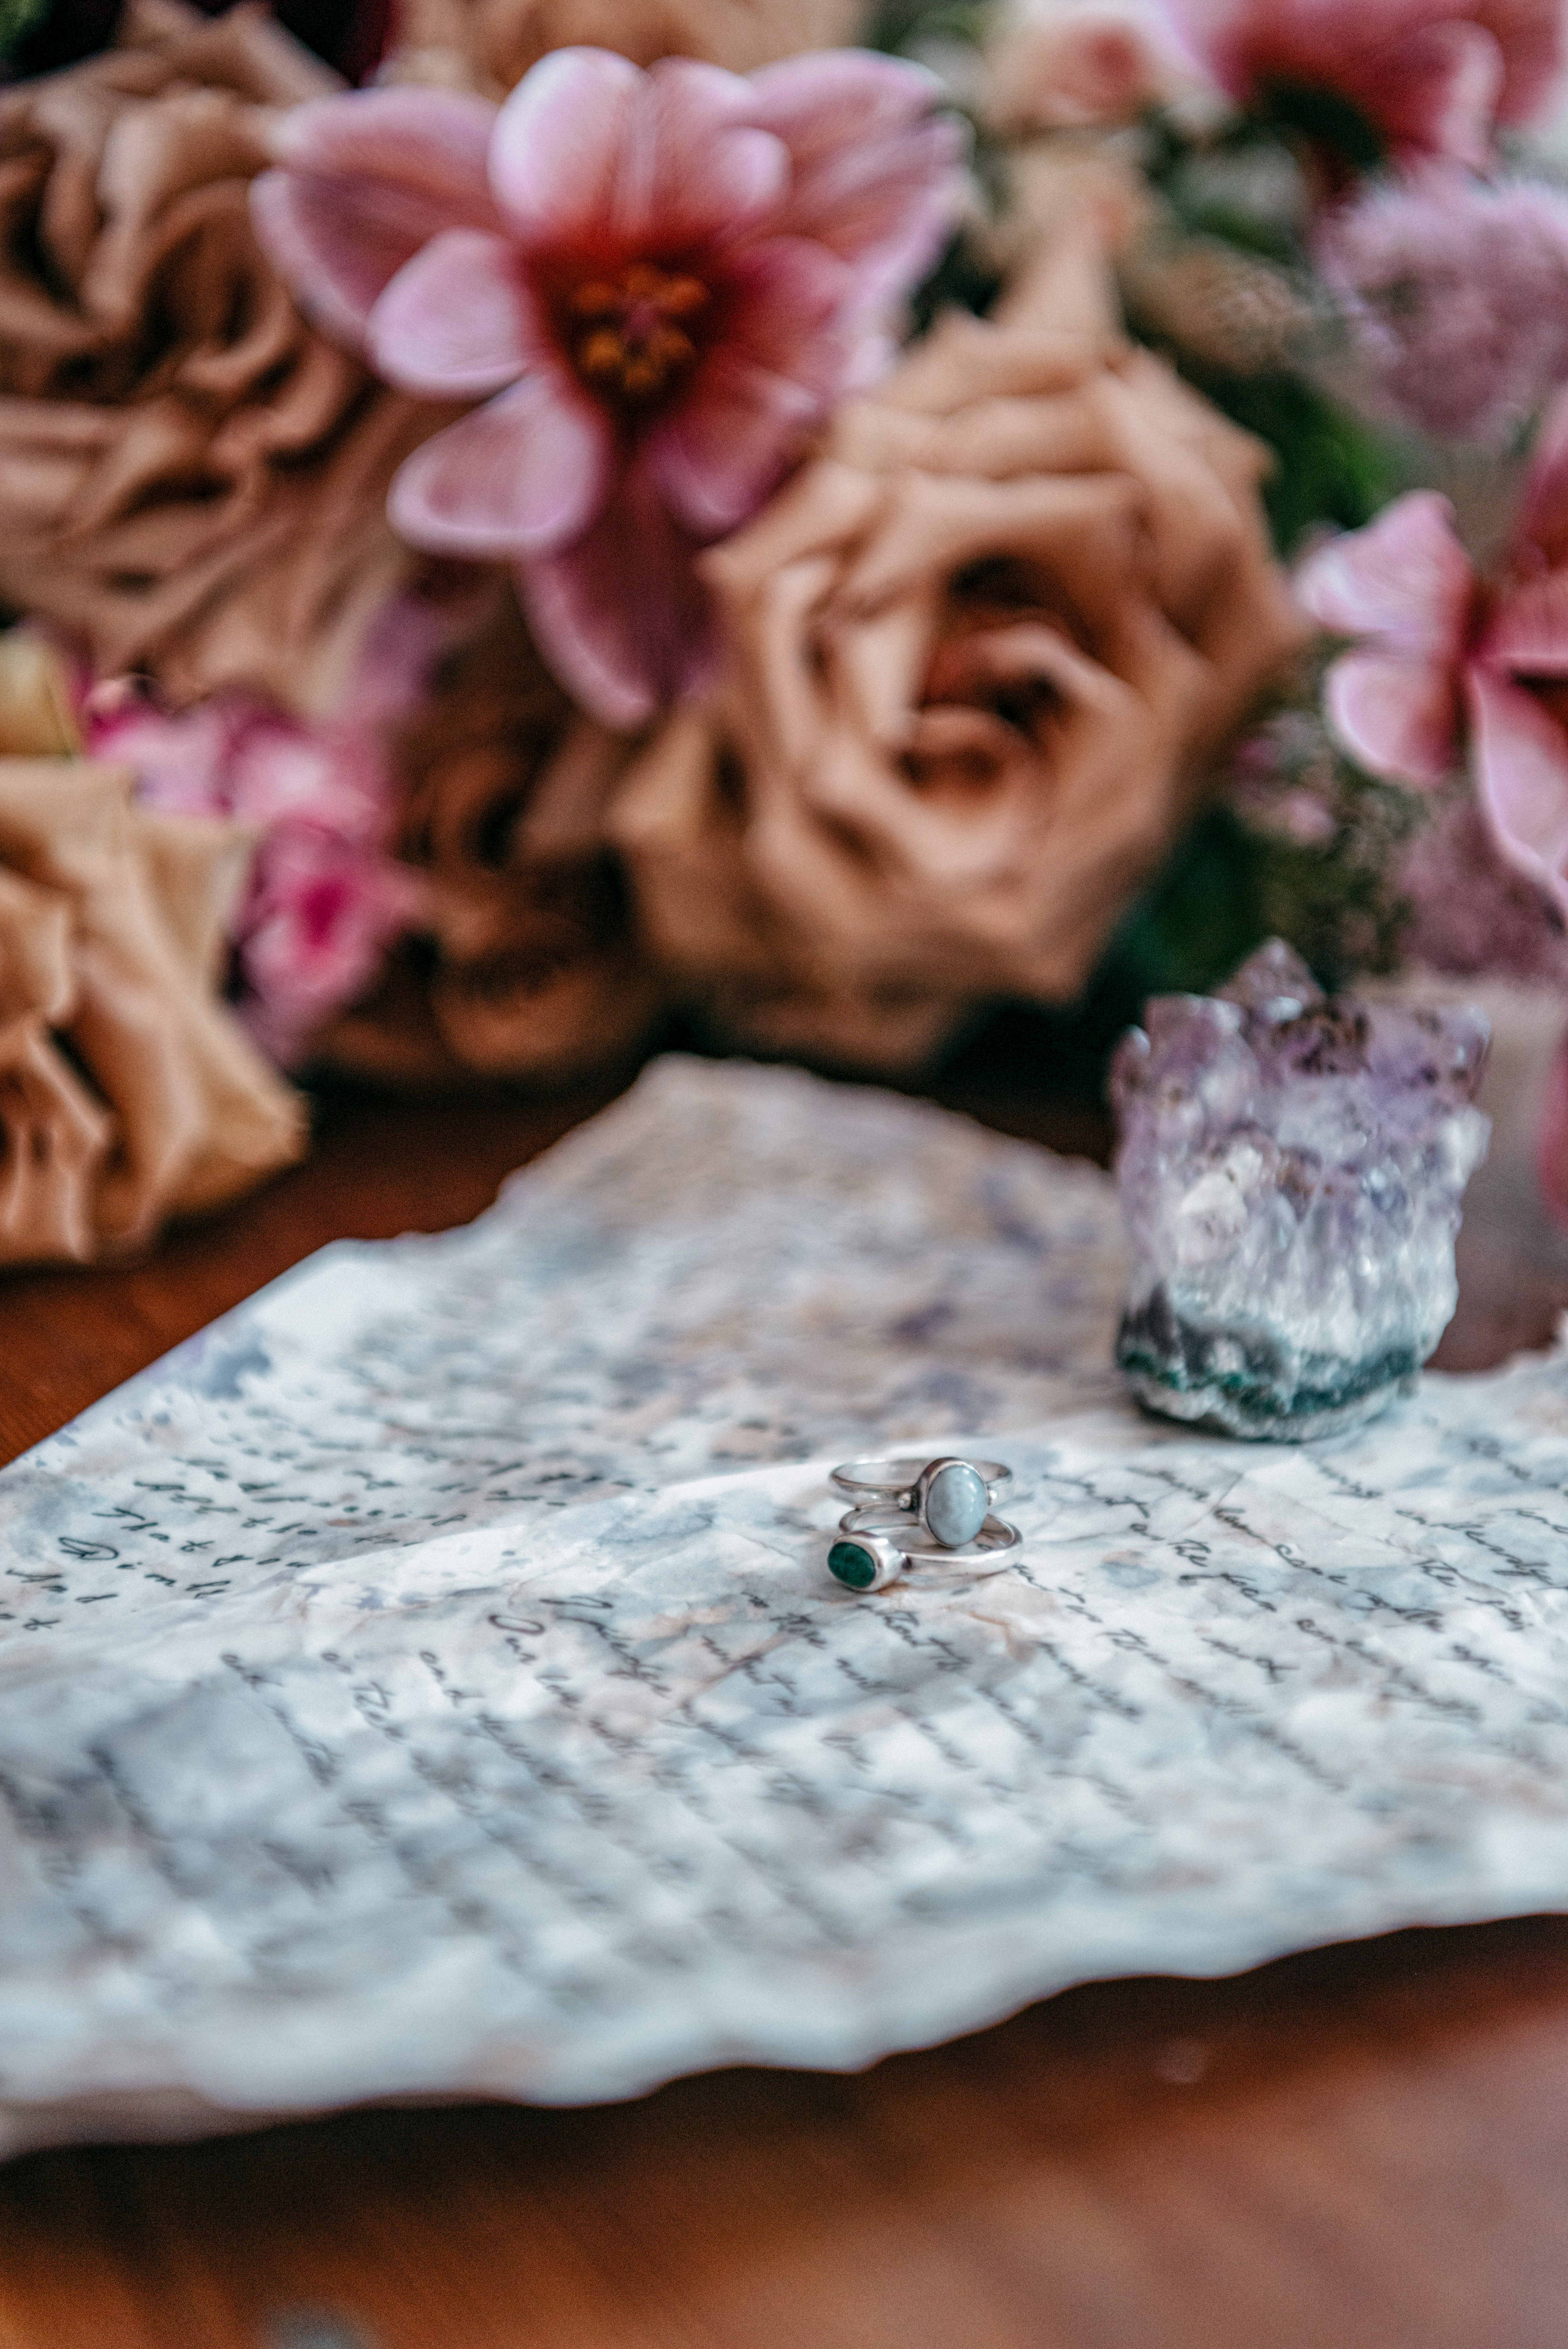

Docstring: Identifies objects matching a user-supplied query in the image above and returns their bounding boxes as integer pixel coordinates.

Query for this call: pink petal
[387,376,613,558]
[1325,646,1461,785]
[489,48,786,253]
[644,238,852,536]
[1482,0,1567,125]
[1482,568,1568,676]
[367,228,537,398]
[1171,0,1564,151]
[747,52,965,298]
[1518,387,1568,563]
[621,58,789,250]
[1374,21,1504,166]
[488,47,640,247]
[1295,492,1474,659]
[255,90,500,345]
[518,468,718,727]
[1468,662,1568,913]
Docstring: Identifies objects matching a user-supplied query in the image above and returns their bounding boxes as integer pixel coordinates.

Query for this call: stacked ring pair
[826,1455,1021,1592]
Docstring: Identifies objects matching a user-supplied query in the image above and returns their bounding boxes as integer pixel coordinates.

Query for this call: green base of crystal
[1117,1289,1421,1443]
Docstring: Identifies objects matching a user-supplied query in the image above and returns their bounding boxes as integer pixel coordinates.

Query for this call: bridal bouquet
[0,0,1566,1255]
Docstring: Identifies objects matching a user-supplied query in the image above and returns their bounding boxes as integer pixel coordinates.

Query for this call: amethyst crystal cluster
[1111,942,1491,1440]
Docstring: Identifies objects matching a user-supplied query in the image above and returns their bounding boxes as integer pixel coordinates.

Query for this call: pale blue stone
[926,1461,987,1547]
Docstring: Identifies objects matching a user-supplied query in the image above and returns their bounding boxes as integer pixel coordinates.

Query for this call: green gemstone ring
[826,1508,1023,1594]
[827,1532,906,1593]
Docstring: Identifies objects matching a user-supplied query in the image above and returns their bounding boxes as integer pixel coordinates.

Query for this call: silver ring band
[828,1509,1022,1590]
[830,1455,1012,1548]
[830,1455,1012,1500]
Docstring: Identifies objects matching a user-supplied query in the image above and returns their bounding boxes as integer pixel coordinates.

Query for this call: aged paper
[1,1057,1566,2156]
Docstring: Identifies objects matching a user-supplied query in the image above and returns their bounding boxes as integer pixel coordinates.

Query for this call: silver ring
[830,1455,1011,1548]
[827,1509,1023,1591]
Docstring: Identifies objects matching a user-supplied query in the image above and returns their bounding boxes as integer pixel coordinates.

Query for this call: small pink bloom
[1298,401,1568,917]
[1163,0,1565,166]
[1316,169,1568,446]
[86,613,435,1068]
[253,49,964,727]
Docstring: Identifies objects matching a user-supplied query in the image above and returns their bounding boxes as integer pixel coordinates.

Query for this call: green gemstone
[828,1539,878,1590]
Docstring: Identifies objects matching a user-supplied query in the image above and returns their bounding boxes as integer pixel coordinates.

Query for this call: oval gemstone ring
[827,1510,1023,1591]
[830,1455,1012,1549]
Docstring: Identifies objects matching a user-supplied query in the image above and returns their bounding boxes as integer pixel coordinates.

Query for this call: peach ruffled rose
[387,0,864,96]
[0,633,303,1265]
[609,223,1306,1073]
[985,0,1188,133]
[319,595,666,1087]
[0,0,453,717]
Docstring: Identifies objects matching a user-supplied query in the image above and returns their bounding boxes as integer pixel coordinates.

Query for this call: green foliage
[0,0,48,60]
[1254,78,1386,174]
[1182,366,1412,552]
[863,0,994,54]
[1238,775,1424,992]
[1107,808,1268,1001]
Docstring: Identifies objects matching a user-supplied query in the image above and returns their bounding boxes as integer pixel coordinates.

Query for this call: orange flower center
[565,263,711,409]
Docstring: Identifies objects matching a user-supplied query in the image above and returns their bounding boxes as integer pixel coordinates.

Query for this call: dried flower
[1317,168,1568,445]
[609,220,1304,1070]
[0,633,303,1264]
[0,2,454,718]
[320,595,665,1087]
[986,0,1187,131]
[1297,403,1568,918]
[388,0,864,96]
[252,47,964,726]
[1163,0,1566,168]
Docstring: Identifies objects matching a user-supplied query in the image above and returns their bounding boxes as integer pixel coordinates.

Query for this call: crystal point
[1111,943,1491,1441]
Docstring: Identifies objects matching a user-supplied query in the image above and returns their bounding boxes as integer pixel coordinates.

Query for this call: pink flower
[251,49,964,727]
[1297,404,1568,915]
[1163,0,1566,167]
[85,606,438,1066]
[1316,169,1568,445]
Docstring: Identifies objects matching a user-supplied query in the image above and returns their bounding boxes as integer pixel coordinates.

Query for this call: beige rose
[985,1,1180,133]
[319,596,666,1088]
[0,632,303,1265]
[0,0,451,716]
[609,223,1305,1071]
[387,0,864,95]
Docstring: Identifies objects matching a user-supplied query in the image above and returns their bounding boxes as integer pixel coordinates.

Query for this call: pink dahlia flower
[86,603,438,1068]
[1316,169,1568,446]
[1163,0,1566,167]
[252,48,964,727]
[1296,403,1568,916]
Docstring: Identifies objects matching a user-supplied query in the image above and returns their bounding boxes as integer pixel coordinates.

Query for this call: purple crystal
[1110,941,1491,1439]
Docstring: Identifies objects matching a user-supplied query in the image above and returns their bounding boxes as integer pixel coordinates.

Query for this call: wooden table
[2,1076,1567,2349]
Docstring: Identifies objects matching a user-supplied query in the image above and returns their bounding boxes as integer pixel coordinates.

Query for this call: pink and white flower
[1296,398,1568,917]
[1162,0,1566,167]
[252,48,964,727]
[85,602,440,1068]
